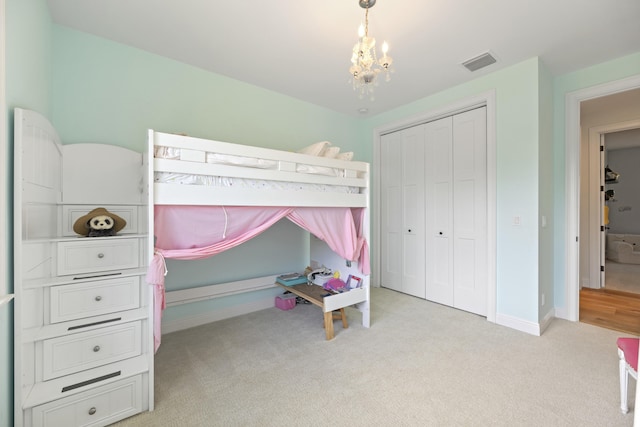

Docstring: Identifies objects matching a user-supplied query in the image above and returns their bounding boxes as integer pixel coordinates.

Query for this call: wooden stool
[324,308,348,328]
[323,308,348,340]
[274,282,350,340]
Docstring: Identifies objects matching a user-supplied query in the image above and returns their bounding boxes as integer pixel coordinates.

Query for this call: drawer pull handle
[97,253,105,259]
[88,407,97,415]
[93,345,101,352]
[95,296,102,302]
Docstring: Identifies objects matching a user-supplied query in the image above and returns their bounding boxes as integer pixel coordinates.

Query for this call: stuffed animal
[73,207,127,237]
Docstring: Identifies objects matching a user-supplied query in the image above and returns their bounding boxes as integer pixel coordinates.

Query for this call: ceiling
[46,0,640,117]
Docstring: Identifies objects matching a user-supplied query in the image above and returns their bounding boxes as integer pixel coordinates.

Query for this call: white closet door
[425,117,454,306]
[380,125,426,298]
[424,108,487,315]
[452,107,487,316]
[402,125,426,298]
[380,131,402,292]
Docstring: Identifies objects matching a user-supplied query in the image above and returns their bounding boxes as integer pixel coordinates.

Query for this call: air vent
[462,52,497,72]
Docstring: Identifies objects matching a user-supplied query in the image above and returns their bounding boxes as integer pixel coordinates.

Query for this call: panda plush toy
[73,207,127,237]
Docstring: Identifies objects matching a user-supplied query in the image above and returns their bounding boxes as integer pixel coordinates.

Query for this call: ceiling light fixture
[349,0,393,101]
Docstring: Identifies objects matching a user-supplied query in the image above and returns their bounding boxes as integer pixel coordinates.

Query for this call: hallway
[578,261,640,335]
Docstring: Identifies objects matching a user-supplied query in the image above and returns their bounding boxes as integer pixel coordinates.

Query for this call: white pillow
[297,141,331,156]
[337,151,354,161]
[322,146,341,158]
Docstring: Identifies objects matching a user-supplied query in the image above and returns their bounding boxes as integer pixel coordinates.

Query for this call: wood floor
[580,288,640,335]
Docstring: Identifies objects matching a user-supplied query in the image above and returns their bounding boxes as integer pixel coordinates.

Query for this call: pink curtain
[146,205,369,352]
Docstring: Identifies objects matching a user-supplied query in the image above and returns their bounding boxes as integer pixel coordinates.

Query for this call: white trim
[161,296,276,335]
[495,313,542,336]
[372,91,497,323]
[564,74,640,322]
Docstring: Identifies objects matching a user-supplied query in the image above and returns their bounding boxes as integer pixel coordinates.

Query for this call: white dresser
[14,109,153,427]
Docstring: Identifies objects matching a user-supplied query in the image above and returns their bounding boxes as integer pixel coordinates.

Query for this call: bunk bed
[145,131,371,350]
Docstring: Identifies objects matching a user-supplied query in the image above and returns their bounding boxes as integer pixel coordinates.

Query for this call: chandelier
[349,0,393,100]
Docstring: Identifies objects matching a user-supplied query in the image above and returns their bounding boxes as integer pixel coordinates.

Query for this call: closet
[380,107,487,316]
[380,124,426,298]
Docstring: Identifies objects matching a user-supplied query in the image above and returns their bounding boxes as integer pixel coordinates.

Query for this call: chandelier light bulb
[348,0,393,101]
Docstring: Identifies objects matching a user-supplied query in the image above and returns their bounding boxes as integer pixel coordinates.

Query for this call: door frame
[564,74,640,321]
[587,120,640,290]
[372,90,497,323]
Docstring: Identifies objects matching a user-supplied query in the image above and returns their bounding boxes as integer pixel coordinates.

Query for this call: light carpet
[114,287,637,427]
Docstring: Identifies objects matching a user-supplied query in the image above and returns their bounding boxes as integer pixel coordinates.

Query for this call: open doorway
[580,91,640,295]
[571,85,640,335]
[565,76,640,323]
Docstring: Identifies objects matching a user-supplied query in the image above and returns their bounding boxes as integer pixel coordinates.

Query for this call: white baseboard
[495,312,542,336]
[539,308,555,335]
[161,296,275,335]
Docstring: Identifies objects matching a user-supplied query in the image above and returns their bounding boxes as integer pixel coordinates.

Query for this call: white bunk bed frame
[148,130,371,332]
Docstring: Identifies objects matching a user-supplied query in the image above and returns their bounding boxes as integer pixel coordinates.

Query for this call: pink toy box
[275,294,296,310]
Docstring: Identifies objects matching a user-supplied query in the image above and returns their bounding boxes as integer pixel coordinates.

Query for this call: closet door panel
[380,125,425,298]
[425,117,453,305]
[383,187,402,291]
[401,126,426,298]
[431,235,452,304]
[455,180,475,234]
[452,108,487,316]
[380,132,402,291]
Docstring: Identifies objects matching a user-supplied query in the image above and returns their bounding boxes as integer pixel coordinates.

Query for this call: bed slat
[154,183,368,207]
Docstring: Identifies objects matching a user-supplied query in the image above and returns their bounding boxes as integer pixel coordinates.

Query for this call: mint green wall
[51,26,365,158]
[362,58,542,322]
[4,1,53,425]
[552,52,640,308]
[6,0,51,115]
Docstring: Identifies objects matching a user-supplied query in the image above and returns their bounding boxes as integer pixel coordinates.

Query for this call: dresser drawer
[43,322,142,381]
[31,374,142,427]
[57,238,140,276]
[50,276,141,323]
